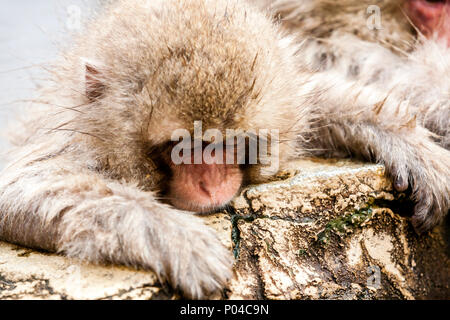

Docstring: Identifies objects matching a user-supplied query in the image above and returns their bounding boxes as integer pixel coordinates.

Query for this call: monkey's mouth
[167,162,244,214]
[406,0,450,45]
[151,141,245,214]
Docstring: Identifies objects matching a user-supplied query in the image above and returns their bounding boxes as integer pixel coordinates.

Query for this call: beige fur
[0,0,448,298]
[0,0,307,299]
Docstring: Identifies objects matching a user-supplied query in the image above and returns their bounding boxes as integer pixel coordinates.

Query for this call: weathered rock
[0,159,449,299]
[0,242,174,300]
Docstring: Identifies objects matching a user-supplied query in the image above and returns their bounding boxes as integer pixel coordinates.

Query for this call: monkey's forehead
[78,0,279,78]
[62,0,306,148]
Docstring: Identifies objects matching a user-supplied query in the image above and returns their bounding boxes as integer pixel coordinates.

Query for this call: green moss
[317,207,373,245]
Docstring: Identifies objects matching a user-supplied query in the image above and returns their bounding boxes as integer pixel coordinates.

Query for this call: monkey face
[135,50,303,213]
[166,141,244,213]
[405,0,450,45]
[141,80,297,213]
[81,0,307,213]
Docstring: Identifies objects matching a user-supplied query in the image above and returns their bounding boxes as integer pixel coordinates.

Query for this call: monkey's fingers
[393,172,409,192]
[166,217,234,299]
[406,151,450,234]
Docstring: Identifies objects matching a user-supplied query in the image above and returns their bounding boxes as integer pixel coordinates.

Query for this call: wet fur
[0,0,449,298]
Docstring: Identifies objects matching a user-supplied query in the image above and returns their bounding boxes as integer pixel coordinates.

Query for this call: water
[0,0,97,168]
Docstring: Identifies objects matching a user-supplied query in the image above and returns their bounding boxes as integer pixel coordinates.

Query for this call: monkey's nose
[198,181,212,197]
[169,163,243,213]
[190,170,242,211]
[196,178,233,206]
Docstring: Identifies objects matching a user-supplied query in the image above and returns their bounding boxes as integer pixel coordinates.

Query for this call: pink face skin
[405,0,450,46]
[167,145,243,213]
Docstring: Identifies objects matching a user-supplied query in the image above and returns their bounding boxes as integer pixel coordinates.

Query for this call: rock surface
[0,159,449,300]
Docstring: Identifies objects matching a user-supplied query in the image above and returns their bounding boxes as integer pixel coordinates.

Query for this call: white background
[0,0,98,168]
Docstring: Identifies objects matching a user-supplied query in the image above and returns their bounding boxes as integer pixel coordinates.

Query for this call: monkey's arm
[0,158,231,298]
[303,73,450,233]
[299,36,450,149]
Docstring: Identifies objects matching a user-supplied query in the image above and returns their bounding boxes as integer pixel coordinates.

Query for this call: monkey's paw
[146,211,234,299]
[390,143,450,233]
[60,204,233,299]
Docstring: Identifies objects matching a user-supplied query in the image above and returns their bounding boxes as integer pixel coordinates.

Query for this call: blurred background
[0,0,98,168]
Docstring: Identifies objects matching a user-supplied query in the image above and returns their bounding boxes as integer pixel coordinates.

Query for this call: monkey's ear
[85,64,106,101]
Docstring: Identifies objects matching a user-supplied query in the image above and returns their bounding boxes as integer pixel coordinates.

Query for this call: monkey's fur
[258,0,450,148]
[0,0,449,299]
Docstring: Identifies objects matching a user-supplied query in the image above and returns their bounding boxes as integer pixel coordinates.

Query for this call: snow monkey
[0,0,449,298]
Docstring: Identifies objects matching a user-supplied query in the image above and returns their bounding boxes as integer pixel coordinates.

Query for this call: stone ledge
[0,159,449,299]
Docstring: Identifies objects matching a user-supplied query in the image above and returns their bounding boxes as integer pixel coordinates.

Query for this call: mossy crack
[317,207,374,245]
